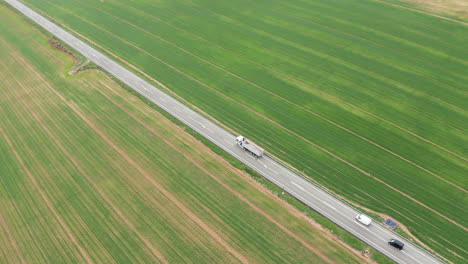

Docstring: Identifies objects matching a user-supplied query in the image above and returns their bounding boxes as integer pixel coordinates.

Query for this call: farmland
[0,4,369,263]
[12,0,467,262]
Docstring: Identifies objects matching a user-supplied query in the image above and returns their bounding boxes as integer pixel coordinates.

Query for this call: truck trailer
[236,136,264,158]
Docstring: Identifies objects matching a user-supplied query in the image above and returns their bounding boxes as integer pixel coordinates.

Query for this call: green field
[12,0,467,262]
[0,5,370,263]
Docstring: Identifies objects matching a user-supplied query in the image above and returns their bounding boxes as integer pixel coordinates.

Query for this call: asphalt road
[5,0,445,263]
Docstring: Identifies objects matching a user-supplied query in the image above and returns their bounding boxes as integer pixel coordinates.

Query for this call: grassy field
[0,5,372,263]
[12,0,468,262]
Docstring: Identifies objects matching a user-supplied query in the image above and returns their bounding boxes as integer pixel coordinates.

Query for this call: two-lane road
[4,0,444,263]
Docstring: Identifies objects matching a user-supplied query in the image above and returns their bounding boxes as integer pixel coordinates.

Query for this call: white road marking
[291,181,304,190]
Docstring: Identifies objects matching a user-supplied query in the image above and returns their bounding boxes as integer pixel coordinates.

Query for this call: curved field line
[44,2,468,172]
[95,81,339,264]
[372,0,468,26]
[0,128,94,264]
[186,0,467,112]
[30,4,467,230]
[108,0,467,135]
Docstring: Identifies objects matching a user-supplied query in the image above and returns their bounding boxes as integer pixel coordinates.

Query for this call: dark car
[388,239,404,250]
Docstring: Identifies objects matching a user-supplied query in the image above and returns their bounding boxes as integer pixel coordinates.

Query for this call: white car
[356,214,372,226]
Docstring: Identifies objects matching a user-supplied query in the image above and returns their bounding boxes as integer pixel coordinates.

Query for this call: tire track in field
[34,1,468,187]
[28,3,467,228]
[94,81,338,264]
[187,0,467,112]
[0,212,25,264]
[39,81,249,264]
[96,136,261,263]
[107,0,466,136]
[0,127,94,264]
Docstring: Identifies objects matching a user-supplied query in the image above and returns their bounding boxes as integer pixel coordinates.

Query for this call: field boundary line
[371,0,468,26]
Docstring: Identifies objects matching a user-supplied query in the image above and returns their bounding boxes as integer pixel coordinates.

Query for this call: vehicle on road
[356,214,372,226]
[236,136,264,158]
[388,239,404,250]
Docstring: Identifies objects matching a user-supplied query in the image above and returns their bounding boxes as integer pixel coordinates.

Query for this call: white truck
[236,136,264,158]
